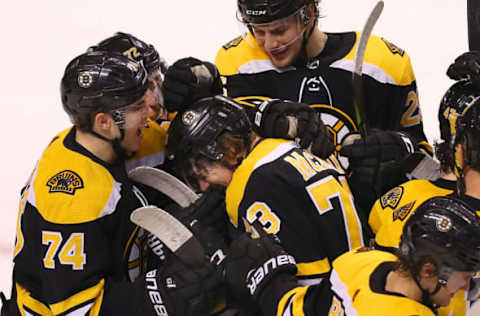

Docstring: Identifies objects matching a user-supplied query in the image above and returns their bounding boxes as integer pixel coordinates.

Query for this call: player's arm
[230,160,363,282]
[224,226,335,316]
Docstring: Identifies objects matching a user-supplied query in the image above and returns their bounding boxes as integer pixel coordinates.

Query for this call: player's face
[145,71,167,121]
[119,95,153,153]
[192,161,234,192]
[251,13,306,68]
[431,271,475,306]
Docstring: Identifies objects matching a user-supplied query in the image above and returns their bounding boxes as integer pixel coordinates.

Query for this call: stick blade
[353,1,384,74]
[130,206,205,267]
[128,166,199,208]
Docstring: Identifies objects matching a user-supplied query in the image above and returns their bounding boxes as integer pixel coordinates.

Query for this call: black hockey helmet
[400,195,480,283]
[438,80,480,145]
[237,0,318,25]
[61,50,148,130]
[88,32,166,74]
[167,95,252,162]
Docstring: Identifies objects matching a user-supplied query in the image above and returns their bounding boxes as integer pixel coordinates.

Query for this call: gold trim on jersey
[277,286,309,316]
[233,96,272,108]
[226,139,296,227]
[216,33,272,76]
[15,279,104,316]
[216,31,415,87]
[30,127,121,224]
[333,32,415,86]
[296,258,331,278]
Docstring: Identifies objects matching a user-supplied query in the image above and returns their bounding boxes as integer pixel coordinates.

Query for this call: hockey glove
[447,51,480,88]
[179,188,231,242]
[253,99,336,159]
[138,255,225,316]
[162,57,223,112]
[224,223,297,313]
[340,130,417,214]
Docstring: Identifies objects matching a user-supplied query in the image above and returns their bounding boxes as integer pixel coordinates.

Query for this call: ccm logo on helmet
[246,9,267,16]
[145,270,169,316]
[247,254,296,295]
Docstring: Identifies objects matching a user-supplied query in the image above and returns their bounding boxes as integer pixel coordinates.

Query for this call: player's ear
[93,112,114,133]
[419,261,438,279]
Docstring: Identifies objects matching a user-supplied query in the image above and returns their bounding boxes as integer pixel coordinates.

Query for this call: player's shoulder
[339,31,415,86]
[215,34,273,76]
[378,179,449,211]
[226,138,296,226]
[126,119,167,170]
[31,127,121,224]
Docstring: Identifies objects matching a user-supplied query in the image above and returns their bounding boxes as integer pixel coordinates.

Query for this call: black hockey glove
[179,188,231,242]
[162,57,223,112]
[340,130,417,214]
[224,224,297,313]
[253,99,335,159]
[447,51,480,88]
[137,255,225,316]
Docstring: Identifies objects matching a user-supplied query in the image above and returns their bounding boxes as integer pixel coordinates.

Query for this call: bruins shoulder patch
[392,201,415,222]
[381,38,405,56]
[223,36,243,50]
[380,186,404,209]
[46,170,84,195]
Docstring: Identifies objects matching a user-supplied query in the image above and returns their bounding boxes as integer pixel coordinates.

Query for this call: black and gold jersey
[326,249,436,316]
[216,32,430,169]
[126,118,169,171]
[266,249,435,316]
[369,178,456,250]
[368,179,480,316]
[225,138,364,283]
[12,127,150,315]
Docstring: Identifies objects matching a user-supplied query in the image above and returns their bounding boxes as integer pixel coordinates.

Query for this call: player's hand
[162,57,223,112]
[137,255,225,316]
[340,130,417,212]
[447,51,480,88]
[224,223,297,304]
[254,99,335,159]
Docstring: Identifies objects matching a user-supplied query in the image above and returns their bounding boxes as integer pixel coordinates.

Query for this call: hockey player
[88,32,171,171]
[88,31,168,121]
[212,0,432,212]
[224,195,480,316]
[0,51,222,316]
[166,95,365,313]
[368,53,480,316]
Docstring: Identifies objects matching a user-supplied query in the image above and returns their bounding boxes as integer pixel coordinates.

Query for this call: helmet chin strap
[292,8,318,67]
[412,265,451,311]
[89,127,135,163]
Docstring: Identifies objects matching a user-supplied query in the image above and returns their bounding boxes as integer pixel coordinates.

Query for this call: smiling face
[251,12,307,68]
[117,94,153,153]
[191,160,235,192]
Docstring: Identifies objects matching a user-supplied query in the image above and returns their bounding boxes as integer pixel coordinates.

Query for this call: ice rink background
[0,0,474,311]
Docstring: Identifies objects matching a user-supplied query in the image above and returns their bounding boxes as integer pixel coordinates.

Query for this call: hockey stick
[130,205,206,267]
[128,166,199,208]
[468,0,480,50]
[352,0,384,137]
